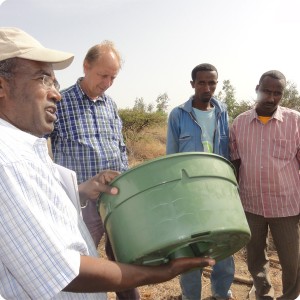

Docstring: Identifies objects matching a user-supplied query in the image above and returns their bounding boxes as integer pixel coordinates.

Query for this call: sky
[1,0,300,111]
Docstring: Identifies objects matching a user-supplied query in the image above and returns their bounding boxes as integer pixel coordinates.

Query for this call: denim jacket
[166,96,229,159]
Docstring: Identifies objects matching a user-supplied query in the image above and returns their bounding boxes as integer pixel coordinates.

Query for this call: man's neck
[192,98,213,111]
[79,78,100,100]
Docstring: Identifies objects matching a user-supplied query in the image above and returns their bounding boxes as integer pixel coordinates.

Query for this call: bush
[119,109,167,142]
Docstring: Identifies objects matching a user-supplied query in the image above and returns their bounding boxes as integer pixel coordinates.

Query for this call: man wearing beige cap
[0,27,215,299]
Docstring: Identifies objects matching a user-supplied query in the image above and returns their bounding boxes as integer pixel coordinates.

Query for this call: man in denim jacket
[166,63,234,300]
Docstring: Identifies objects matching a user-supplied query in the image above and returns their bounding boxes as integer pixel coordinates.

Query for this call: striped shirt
[0,119,105,300]
[50,78,128,184]
[230,106,300,218]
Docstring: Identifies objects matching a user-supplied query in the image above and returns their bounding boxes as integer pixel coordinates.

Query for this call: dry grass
[126,126,167,167]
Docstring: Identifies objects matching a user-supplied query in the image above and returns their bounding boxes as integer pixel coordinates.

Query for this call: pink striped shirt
[230,106,300,217]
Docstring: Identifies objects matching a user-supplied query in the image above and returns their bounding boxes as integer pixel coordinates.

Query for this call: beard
[200,97,211,103]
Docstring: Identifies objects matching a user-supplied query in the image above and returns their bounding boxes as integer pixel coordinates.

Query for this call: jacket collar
[180,96,224,114]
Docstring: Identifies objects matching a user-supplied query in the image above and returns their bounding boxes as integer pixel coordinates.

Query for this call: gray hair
[84,40,123,67]
[0,58,18,79]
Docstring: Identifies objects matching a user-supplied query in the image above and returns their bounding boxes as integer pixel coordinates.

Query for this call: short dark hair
[259,70,286,86]
[191,63,218,81]
[0,58,19,96]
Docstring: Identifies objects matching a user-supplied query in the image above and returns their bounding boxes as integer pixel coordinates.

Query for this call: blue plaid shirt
[50,78,128,184]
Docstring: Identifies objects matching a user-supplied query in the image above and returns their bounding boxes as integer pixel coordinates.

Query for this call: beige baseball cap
[0,27,74,70]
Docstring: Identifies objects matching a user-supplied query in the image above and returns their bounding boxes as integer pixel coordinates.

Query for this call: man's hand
[64,256,215,293]
[78,170,120,203]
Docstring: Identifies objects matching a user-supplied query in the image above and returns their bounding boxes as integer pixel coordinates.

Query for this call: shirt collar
[250,105,284,123]
[76,77,106,102]
[0,118,48,152]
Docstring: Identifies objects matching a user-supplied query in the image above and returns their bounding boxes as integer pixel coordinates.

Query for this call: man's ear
[0,76,11,99]
[83,60,91,75]
[0,77,7,98]
[255,84,259,93]
[190,80,195,88]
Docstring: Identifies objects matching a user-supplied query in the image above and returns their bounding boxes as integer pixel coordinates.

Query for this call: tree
[281,81,300,112]
[217,80,238,122]
[147,103,154,112]
[133,97,146,112]
[232,100,254,120]
[156,93,169,113]
[119,109,167,142]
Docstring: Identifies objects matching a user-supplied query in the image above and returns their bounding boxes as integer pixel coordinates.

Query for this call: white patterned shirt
[0,119,106,300]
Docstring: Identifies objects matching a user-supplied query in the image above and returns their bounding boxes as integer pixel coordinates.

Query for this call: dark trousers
[245,212,300,300]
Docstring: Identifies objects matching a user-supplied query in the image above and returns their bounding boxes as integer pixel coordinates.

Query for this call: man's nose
[266,92,276,102]
[48,88,62,102]
[203,83,211,91]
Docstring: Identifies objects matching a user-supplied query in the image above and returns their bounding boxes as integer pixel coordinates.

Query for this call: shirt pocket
[178,134,194,152]
[272,139,296,160]
[179,134,192,143]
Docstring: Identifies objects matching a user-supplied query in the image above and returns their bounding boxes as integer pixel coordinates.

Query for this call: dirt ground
[99,238,283,300]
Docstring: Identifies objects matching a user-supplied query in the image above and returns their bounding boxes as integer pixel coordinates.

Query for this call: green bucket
[98,152,250,265]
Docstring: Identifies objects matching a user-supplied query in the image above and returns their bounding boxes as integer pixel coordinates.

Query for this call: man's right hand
[78,170,120,203]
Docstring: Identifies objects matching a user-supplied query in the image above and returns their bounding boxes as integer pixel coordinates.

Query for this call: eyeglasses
[39,74,60,91]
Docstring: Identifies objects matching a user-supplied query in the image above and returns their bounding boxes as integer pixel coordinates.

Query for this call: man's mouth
[46,106,57,114]
[45,106,57,121]
[264,103,274,108]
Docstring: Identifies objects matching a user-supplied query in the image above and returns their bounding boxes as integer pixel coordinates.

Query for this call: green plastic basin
[98,152,250,265]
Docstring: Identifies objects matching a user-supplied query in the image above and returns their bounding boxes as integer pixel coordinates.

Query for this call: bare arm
[64,255,215,293]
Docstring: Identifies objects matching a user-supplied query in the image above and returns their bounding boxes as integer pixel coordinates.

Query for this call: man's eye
[208,81,217,86]
[262,89,271,95]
